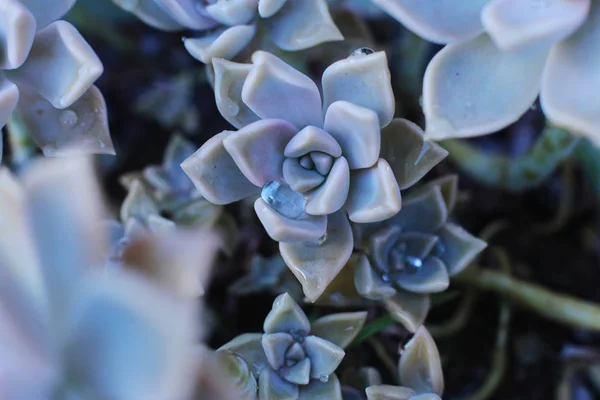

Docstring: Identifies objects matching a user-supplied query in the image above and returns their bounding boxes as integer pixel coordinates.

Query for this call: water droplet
[319,374,329,382]
[261,180,305,219]
[381,273,391,282]
[59,110,78,128]
[404,256,423,274]
[350,47,374,57]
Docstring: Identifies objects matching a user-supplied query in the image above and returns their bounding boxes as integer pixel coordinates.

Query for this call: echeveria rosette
[182,50,446,302]
[113,0,343,64]
[0,157,210,399]
[366,327,444,400]
[353,176,487,332]
[217,293,367,400]
[0,0,113,156]
[375,0,600,146]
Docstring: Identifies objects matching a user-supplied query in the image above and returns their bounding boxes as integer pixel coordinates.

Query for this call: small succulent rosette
[0,0,113,156]
[182,50,447,303]
[365,327,444,400]
[373,0,600,146]
[352,176,487,332]
[217,293,367,400]
[0,157,215,399]
[121,134,224,227]
[113,0,343,64]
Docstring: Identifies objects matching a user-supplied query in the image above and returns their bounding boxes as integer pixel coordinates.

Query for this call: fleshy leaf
[184,24,256,64]
[0,76,19,129]
[20,0,77,29]
[263,293,311,334]
[323,101,381,169]
[205,0,257,26]
[284,125,342,158]
[153,0,219,30]
[365,385,417,400]
[181,131,259,205]
[423,34,548,140]
[482,0,590,52]
[282,158,325,193]
[215,351,258,400]
[242,51,323,129]
[305,156,350,216]
[218,333,269,376]
[398,326,444,395]
[322,51,394,128]
[298,373,343,399]
[213,58,260,129]
[540,1,600,146]
[255,198,327,243]
[259,0,286,18]
[111,0,185,31]
[0,0,36,69]
[17,85,114,156]
[281,211,354,302]
[388,185,447,233]
[281,357,311,385]
[309,311,368,349]
[383,291,430,333]
[396,233,439,260]
[8,21,103,109]
[64,270,197,400]
[346,158,402,223]
[262,332,295,370]
[266,0,343,51]
[304,335,345,379]
[258,368,299,400]
[370,0,487,44]
[354,254,397,301]
[23,158,105,316]
[436,223,487,276]
[223,119,296,187]
[380,119,448,190]
[120,179,159,223]
[395,256,449,294]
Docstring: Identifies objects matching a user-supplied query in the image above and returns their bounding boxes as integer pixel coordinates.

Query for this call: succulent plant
[351,175,487,331]
[0,0,113,156]
[217,293,367,399]
[372,0,600,145]
[182,50,447,302]
[0,157,216,399]
[113,0,343,63]
[365,326,444,400]
[108,135,233,273]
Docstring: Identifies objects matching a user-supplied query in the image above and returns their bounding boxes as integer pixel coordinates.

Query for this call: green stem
[456,268,600,331]
[442,127,578,192]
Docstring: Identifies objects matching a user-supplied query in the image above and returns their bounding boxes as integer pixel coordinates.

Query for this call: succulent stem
[441,126,578,192]
[456,268,600,331]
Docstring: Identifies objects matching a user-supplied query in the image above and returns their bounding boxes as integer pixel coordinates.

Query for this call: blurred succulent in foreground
[218,293,367,399]
[373,0,599,145]
[352,176,487,331]
[0,0,113,157]
[0,157,217,399]
[366,327,444,400]
[183,50,447,302]
[113,0,343,63]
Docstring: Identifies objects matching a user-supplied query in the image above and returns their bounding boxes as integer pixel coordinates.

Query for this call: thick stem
[456,268,600,331]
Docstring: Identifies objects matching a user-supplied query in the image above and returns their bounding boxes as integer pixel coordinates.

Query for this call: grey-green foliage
[351,175,487,332]
[366,327,444,400]
[0,0,113,158]
[217,293,367,399]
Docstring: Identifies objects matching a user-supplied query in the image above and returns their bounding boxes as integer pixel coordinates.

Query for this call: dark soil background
[74,4,600,399]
